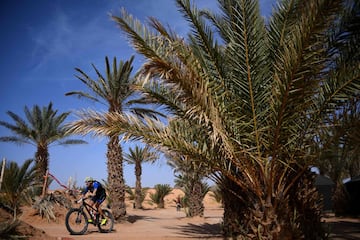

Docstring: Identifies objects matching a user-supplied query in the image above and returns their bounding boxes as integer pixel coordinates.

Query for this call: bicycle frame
[78,198,99,224]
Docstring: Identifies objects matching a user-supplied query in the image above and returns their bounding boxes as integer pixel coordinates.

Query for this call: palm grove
[1,0,359,239]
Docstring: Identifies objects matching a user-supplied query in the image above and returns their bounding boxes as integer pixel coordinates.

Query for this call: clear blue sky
[0,0,275,189]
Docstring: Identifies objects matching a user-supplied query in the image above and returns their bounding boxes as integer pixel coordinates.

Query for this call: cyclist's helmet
[84,176,94,183]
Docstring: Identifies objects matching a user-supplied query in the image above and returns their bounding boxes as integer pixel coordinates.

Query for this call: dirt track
[21,206,360,240]
[12,188,360,240]
[25,206,224,240]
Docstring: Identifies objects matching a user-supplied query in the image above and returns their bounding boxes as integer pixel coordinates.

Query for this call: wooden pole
[42,169,49,198]
[0,158,5,190]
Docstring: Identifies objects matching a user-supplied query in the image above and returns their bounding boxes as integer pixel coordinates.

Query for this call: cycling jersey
[84,181,106,203]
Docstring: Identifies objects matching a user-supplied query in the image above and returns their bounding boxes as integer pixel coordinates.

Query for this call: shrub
[149,184,172,208]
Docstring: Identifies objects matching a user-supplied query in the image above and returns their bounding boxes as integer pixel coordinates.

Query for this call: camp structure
[315,174,335,212]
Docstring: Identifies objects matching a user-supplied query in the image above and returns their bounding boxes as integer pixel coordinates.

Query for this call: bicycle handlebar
[75,197,89,204]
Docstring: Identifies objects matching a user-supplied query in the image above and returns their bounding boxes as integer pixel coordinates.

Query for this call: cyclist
[82,177,107,225]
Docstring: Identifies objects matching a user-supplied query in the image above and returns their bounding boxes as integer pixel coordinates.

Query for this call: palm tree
[66,56,163,219]
[149,184,172,208]
[169,152,210,217]
[0,103,86,191]
[66,56,133,220]
[0,159,37,219]
[124,145,158,209]
[68,0,360,238]
[174,173,209,217]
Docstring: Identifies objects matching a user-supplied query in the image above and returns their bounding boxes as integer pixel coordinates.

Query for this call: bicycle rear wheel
[65,208,88,235]
[98,209,114,233]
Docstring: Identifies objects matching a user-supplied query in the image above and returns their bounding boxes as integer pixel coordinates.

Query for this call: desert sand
[16,189,224,240]
[2,188,359,240]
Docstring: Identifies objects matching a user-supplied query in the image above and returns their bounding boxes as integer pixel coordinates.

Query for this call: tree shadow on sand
[326,220,360,240]
[126,214,161,224]
[166,222,222,238]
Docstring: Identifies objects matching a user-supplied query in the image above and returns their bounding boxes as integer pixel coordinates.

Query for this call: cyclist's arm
[87,188,97,197]
[82,187,90,197]
[90,182,99,197]
[86,182,99,198]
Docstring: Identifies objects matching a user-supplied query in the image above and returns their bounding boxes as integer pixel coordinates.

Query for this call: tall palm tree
[68,0,360,238]
[66,56,162,219]
[0,159,37,219]
[0,102,86,191]
[123,145,158,209]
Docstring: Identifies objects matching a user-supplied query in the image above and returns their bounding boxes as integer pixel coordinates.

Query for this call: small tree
[0,159,38,219]
[169,150,210,217]
[124,145,158,209]
[149,184,172,208]
[174,172,210,217]
[0,103,86,192]
[126,186,147,208]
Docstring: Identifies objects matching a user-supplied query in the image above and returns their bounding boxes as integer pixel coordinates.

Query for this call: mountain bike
[65,197,114,235]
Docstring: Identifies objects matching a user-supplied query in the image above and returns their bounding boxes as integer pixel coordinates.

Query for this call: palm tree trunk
[289,170,326,239]
[187,181,204,217]
[134,161,142,209]
[221,170,326,240]
[107,136,126,220]
[35,145,49,194]
[221,177,245,238]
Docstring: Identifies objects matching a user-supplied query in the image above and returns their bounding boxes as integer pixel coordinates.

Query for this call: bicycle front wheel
[65,208,88,235]
[98,209,114,233]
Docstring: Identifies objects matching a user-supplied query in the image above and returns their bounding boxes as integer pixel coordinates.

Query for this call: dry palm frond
[32,196,56,222]
[32,192,71,223]
[0,219,26,240]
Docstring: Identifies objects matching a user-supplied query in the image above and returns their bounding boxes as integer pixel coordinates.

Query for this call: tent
[315,175,335,211]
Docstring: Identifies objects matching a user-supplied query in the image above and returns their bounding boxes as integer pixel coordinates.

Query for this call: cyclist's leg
[88,197,95,207]
[86,198,96,223]
[95,196,105,216]
[95,196,108,225]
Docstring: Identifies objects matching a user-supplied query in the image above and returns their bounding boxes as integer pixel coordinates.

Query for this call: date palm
[66,56,162,219]
[173,171,210,217]
[0,102,86,191]
[168,148,210,217]
[124,145,158,209]
[0,159,37,219]
[68,0,360,238]
[149,184,172,208]
[66,56,134,220]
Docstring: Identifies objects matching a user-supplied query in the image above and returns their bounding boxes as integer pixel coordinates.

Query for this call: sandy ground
[18,189,224,240]
[25,205,224,240]
[4,189,360,240]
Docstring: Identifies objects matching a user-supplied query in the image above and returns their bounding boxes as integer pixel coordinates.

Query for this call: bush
[149,184,172,208]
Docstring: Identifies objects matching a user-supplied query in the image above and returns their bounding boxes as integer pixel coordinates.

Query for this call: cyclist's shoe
[88,219,93,223]
[100,218,107,225]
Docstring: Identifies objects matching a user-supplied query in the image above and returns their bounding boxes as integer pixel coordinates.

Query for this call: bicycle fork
[76,210,83,224]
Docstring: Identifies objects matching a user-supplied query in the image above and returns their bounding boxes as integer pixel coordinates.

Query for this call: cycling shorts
[91,194,106,204]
